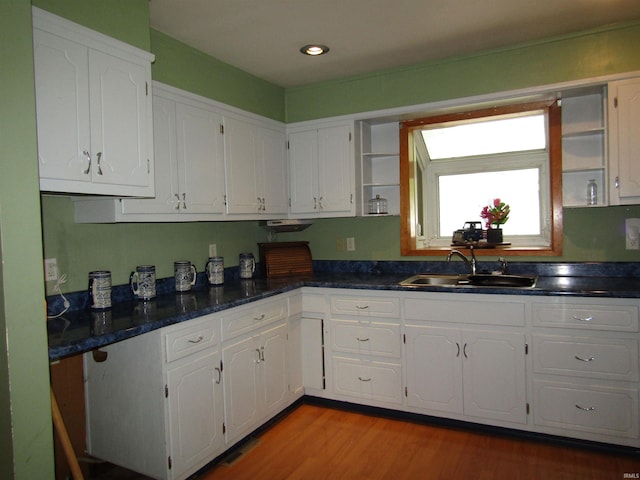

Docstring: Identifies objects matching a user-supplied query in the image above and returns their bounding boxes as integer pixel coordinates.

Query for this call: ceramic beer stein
[130,265,156,300]
[174,261,197,292]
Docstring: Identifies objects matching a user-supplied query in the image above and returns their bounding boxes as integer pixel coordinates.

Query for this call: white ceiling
[149,0,640,88]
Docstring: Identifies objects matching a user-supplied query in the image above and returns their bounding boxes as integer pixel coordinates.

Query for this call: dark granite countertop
[47,262,640,362]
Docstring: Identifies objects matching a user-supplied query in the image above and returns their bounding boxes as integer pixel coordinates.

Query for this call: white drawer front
[331,295,400,318]
[403,297,525,326]
[533,334,639,381]
[164,317,219,363]
[533,380,639,439]
[221,297,288,340]
[532,303,638,332]
[332,356,402,404]
[331,319,401,358]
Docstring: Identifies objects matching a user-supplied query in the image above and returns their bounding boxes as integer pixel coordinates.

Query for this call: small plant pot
[486,228,503,244]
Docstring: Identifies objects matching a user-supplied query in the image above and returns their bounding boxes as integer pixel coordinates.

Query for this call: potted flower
[480,198,510,244]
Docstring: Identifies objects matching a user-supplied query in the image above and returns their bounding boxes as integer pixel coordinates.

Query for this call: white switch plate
[44,258,58,281]
[346,237,355,251]
[209,244,217,257]
[625,218,640,250]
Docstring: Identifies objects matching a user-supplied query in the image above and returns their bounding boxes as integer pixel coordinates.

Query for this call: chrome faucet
[447,246,478,275]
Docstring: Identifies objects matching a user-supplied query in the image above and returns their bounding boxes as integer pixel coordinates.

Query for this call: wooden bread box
[258,241,313,278]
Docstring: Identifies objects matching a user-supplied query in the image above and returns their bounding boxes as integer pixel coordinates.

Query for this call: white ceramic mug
[239,253,255,279]
[130,265,156,300]
[205,256,224,285]
[174,261,197,292]
[88,270,112,309]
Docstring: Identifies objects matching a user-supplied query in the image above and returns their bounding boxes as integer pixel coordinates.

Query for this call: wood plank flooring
[200,403,640,480]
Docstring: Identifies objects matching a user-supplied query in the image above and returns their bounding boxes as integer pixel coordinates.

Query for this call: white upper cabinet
[33,7,154,197]
[224,115,288,216]
[609,77,640,205]
[288,121,355,217]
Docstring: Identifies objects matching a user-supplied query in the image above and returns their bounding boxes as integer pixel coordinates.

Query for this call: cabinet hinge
[349,132,352,142]
[147,158,150,174]
[525,343,528,355]
[403,333,406,344]
[223,422,226,434]
[220,124,224,134]
[164,384,168,398]
[614,97,618,108]
[224,195,227,206]
[405,386,408,397]
[526,403,530,415]
[220,360,223,372]
[146,81,148,96]
[287,140,290,150]
[168,456,172,469]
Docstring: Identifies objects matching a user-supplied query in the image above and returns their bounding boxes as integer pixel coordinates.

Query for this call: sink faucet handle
[498,257,509,274]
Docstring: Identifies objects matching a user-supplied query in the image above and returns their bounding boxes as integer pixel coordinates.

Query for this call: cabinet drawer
[533,334,639,381]
[332,356,402,405]
[221,297,288,340]
[331,295,400,318]
[164,316,219,363]
[532,303,638,331]
[331,319,401,358]
[533,380,639,439]
[404,297,525,326]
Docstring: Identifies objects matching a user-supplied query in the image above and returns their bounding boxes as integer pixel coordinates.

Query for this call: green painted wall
[0,1,54,478]
[285,22,640,122]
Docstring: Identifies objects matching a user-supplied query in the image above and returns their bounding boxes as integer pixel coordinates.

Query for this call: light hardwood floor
[200,403,640,480]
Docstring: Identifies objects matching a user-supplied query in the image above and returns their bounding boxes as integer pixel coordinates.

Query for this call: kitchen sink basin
[468,274,537,287]
[400,274,469,286]
[400,273,537,288]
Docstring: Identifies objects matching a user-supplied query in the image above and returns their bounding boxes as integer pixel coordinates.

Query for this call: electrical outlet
[336,238,345,252]
[346,237,356,251]
[625,218,640,250]
[209,244,217,257]
[44,258,58,281]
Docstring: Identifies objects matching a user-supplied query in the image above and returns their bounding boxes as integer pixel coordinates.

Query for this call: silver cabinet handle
[463,343,468,359]
[254,314,265,321]
[182,193,187,209]
[313,197,317,210]
[262,198,266,211]
[174,193,180,210]
[356,337,370,342]
[255,348,262,363]
[456,342,461,358]
[187,335,203,344]
[257,197,262,212]
[215,367,222,384]
[575,404,596,412]
[82,150,92,174]
[574,355,595,362]
[357,376,371,382]
[573,315,593,322]
[318,196,324,209]
[96,151,103,175]
[615,176,620,189]
[356,305,369,310]
[260,346,265,362]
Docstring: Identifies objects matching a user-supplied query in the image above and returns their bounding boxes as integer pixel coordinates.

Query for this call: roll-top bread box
[258,241,313,278]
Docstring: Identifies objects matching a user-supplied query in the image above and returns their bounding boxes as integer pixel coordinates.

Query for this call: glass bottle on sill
[587,179,597,206]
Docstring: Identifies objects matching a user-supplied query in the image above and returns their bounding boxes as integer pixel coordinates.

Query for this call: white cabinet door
[88,49,151,189]
[33,29,91,184]
[609,77,640,204]
[405,325,463,414]
[462,329,527,424]
[176,103,226,214]
[166,349,223,480]
[259,126,288,215]
[288,122,354,216]
[222,335,261,443]
[224,116,261,214]
[261,323,289,415]
[288,129,319,214]
[318,124,353,213]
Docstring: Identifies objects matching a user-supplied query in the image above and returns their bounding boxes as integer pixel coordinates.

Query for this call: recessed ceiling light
[300,44,330,56]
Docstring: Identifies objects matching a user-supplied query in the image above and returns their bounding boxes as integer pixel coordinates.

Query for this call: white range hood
[261,219,314,233]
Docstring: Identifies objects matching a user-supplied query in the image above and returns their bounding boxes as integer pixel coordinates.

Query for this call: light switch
[625,219,640,250]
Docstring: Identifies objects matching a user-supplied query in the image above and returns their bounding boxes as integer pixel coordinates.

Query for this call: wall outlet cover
[625,218,640,250]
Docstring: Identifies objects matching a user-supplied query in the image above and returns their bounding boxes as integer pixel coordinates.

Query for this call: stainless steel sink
[467,274,537,287]
[400,274,469,286]
[400,273,537,288]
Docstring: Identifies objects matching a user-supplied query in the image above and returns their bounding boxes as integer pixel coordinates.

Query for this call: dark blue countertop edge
[47,261,640,362]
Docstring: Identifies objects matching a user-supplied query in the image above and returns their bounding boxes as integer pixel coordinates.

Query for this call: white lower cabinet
[84,314,224,480]
[404,325,527,425]
[531,298,640,446]
[222,321,289,445]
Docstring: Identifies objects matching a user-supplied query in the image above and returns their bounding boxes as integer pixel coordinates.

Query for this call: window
[400,101,563,255]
